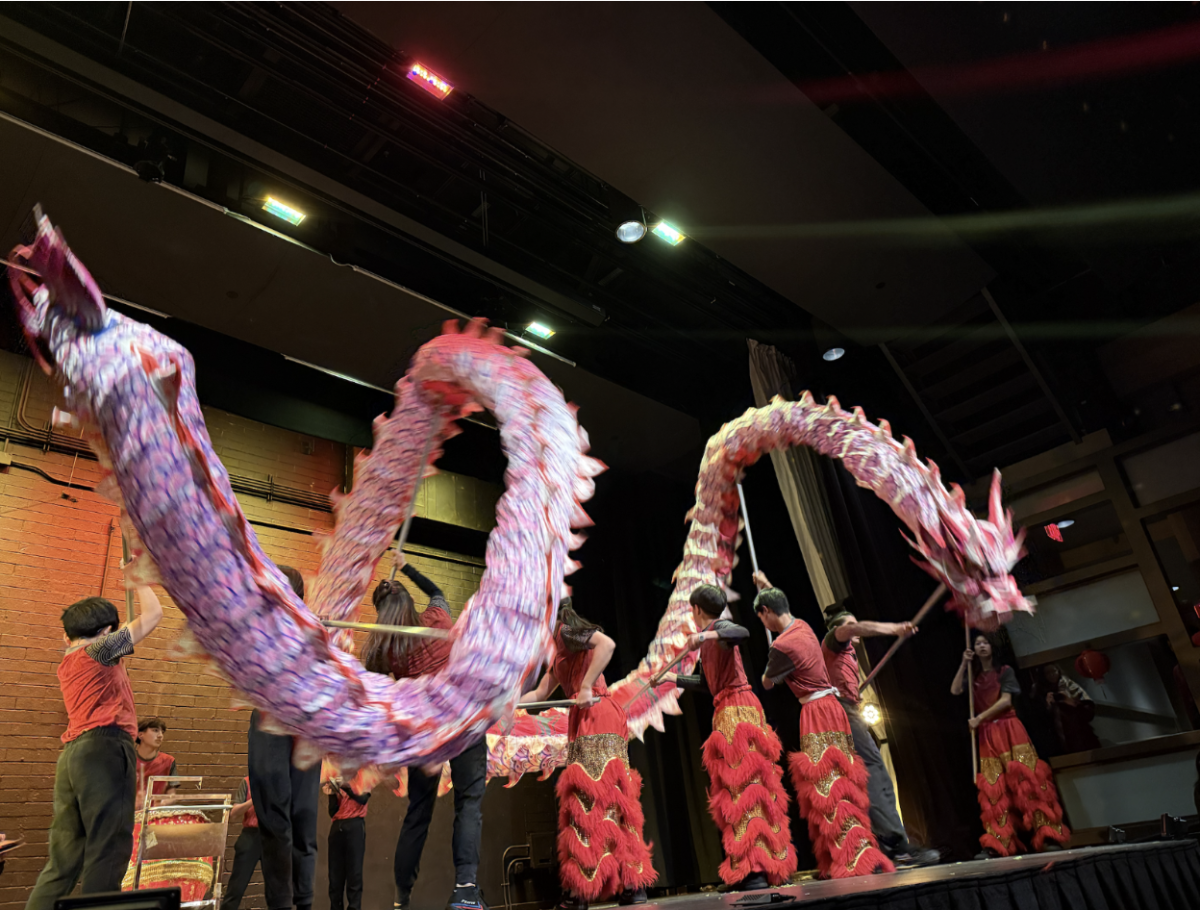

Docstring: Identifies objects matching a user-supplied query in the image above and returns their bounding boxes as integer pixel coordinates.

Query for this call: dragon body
[489,395,1031,784]
[8,211,601,771]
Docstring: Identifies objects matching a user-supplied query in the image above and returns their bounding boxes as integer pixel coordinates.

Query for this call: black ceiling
[3,2,1200,483]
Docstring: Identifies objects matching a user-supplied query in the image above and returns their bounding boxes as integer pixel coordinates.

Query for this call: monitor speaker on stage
[56,888,181,910]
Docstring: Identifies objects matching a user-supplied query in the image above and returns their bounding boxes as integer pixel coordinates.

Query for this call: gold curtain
[746,339,850,610]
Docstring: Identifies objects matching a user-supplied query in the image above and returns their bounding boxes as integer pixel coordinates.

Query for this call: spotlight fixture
[1056,519,1075,529]
[651,221,685,246]
[1172,586,1180,591]
[262,197,306,226]
[616,220,647,244]
[407,63,453,99]
[526,322,555,340]
[861,703,882,726]
[823,347,845,362]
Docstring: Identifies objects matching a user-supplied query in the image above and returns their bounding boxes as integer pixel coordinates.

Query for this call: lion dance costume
[676,620,796,886]
[974,665,1069,855]
[553,626,656,903]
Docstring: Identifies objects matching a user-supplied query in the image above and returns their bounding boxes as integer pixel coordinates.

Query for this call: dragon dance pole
[322,619,449,639]
[390,425,440,580]
[736,482,771,646]
[859,583,946,690]
[967,624,978,780]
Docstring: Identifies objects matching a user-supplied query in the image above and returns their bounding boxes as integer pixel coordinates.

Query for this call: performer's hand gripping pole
[736,482,771,646]
[859,583,946,690]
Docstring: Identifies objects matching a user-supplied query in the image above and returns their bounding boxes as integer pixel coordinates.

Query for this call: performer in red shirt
[667,584,796,891]
[26,585,164,910]
[753,573,892,880]
[951,633,1070,857]
[362,557,487,910]
[324,777,371,910]
[822,607,938,866]
[220,776,262,910]
[134,718,178,810]
[521,599,657,910]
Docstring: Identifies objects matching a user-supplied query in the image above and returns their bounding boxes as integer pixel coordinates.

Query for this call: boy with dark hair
[324,775,370,910]
[665,584,796,891]
[751,573,892,880]
[135,718,178,809]
[248,565,321,910]
[822,606,938,866]
[220,776,262,910]
[25,585,164,910]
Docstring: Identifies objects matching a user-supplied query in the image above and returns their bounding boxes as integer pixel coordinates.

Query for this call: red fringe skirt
[703,691,797,885]
[976,715,1070,856]
[787,695,894,879]
[556,731,657,900]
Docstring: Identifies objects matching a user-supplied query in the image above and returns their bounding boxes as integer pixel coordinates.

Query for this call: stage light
[616,220,646,244]
[407,63,453,99]
[651,221,685,246]
[861,703,882,726]
[526,322,555,340]
[263,197,306,226]
[1173,586,1180,591]
[1056,519,1075,529]
[823,347,845,362]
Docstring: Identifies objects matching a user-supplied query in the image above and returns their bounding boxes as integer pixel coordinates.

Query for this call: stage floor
[593,842,1192,908]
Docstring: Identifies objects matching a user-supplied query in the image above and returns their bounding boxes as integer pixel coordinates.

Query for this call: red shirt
[764,617,832,701]
[135,751,177,807]
[821,631,860,706]
[552,626,627,741]
[974,666,1020,720]
[388,598,453,680]
[330,786,369,820]
[236,777,259,828]
[698,621,751,699]
[58,628,137,743]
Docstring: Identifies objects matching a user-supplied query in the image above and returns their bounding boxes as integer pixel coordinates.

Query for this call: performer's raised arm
[951,648,973,696]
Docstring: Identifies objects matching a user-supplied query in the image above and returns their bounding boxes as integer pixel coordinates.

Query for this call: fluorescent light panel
[651,221,685,245]
[526,322,555,339]
[263,197,306,225]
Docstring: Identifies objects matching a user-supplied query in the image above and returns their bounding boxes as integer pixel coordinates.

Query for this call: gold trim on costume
[567,733,629,780]
[1032,810,1064,836]
[980,754,1008,786]
[714,705,765,743]
[1012,742,1039,771]
[800,731,854,765]
[122,859,214,891]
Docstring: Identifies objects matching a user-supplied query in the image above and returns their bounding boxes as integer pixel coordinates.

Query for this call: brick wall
[0,353,484,910]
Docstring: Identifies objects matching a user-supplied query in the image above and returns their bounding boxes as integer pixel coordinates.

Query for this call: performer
[951,633,1070,857]
[247,566,320,910]
[752,573,893,879]
[324,776,370,910]
[521,599,657,910]
[362,557,488,910]
[134,718,178,809]
[26,586,164,910]
[220,777,262,910]
[665,584,796,891]
[822,606,939,866]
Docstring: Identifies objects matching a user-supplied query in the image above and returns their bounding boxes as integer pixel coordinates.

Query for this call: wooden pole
[967,624,978,780]
[518,699,578,712]
[121,532,134,623]
[322,619,449,639]
[737,482,772,646]
[860,583,946,689]
[390,427,440,580]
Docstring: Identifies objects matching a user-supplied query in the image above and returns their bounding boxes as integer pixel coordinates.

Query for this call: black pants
[394,737,487,901]
[248,710,321,910]
[329,818,366,910]
[26,726,136,910]
[842,699,909,846]
[220,826,263,910]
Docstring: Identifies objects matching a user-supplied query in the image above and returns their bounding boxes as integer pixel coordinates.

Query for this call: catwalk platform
[600,840,1200,910]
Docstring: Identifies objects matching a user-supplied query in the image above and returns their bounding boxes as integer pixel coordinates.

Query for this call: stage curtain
[795,841,1200,910]
[746,340,849,610]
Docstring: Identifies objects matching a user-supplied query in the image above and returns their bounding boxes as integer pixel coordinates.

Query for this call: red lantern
[1075,648,1111,684]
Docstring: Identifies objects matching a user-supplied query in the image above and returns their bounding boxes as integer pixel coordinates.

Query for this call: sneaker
[974,848,1001,861]
[555,898,587,910]
[892,844,941,867]
[618,888,648,905]
[447,885,488,910]
[737,873,770,892]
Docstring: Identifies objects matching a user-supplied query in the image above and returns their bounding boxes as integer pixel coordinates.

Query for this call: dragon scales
[7,210,602,771]
[487,395,1032,784]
